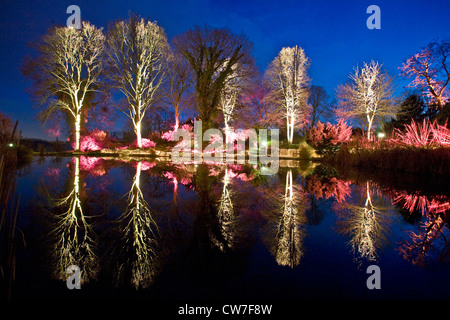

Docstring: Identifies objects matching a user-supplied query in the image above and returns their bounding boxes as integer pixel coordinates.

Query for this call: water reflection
[386,188,450,266]
[215,168,236,251]
[46,156,99,284]
[261,169,308,268]
[14,156,449,298]
[335,181,391,264]
[114,160,161,289]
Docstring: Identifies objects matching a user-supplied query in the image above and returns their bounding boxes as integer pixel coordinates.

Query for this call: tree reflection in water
[215,168,236,251]
[263,169,308,268]
[335,181,391,265]
[388,189,450,266]
[47,156,99,285]
[192,164,236,254]
[28,157,450,294]
[114,161,160,289]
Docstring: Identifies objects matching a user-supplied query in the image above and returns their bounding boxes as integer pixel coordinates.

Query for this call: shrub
[307,119,352,155]
[73,129,113,152]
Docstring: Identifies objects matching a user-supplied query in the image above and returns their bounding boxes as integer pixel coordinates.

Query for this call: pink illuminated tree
[400,40,450,109]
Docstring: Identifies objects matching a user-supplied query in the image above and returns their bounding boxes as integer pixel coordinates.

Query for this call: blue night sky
[1,0,449,139]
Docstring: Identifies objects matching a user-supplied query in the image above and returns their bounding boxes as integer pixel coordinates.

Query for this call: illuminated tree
[22,22,105,151]
[337,60,396,140]
[400,40,450,109]
[106,14,168,148]
[219,59,252,133]
[265,46,310,143]
[173,26,254,129]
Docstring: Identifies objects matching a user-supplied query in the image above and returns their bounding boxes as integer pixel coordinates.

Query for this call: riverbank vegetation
[9,13,450,177]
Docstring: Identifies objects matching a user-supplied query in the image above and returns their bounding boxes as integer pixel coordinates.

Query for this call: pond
[2,156,450,301]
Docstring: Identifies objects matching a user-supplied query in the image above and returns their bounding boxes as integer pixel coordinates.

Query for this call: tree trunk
[75,113,81,151]
[367,118,373,141]
[287,113,295,144]
[135,120,142,149]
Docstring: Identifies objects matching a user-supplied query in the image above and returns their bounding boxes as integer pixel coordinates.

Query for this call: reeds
[329,145,450,177]
[0,120,22,300]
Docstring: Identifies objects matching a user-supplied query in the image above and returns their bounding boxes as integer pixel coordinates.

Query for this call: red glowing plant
[307,119,352,155]
[394,118,450,147]
[72,129,112,152]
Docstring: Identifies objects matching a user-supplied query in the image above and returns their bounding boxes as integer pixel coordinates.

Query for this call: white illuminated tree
[337,60,396,140]
[266,46,310,144]
[23,22,105,151]
[106,14,168,148]
[219,61,247,132]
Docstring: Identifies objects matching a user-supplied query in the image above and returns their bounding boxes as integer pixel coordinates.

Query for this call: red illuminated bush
[73,129,111,152]
[307,119,352,155]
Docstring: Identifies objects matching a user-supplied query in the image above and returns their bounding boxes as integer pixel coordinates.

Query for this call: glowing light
[377,132,385,138]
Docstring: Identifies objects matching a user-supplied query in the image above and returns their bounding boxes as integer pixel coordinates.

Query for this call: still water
[3,156,450,300]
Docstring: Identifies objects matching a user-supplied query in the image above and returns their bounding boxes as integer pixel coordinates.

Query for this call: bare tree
[106,14,169,148]
[22,22,105,151]
[336,60,397,140]
[400,40,450,109]
[161,49,195,130]
[234,77,280,129]
[219,59,253,132]
[307,85,334,129]
[172,26,254,129]
[265,46,310,144]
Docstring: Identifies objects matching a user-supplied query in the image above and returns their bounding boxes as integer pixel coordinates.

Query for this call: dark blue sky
[1,0,449,139]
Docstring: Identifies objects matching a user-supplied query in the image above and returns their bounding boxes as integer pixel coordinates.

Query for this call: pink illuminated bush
[162,123,194,141]
[307,119,352,155]
[129,138,156,149]
[72,129,111,152]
